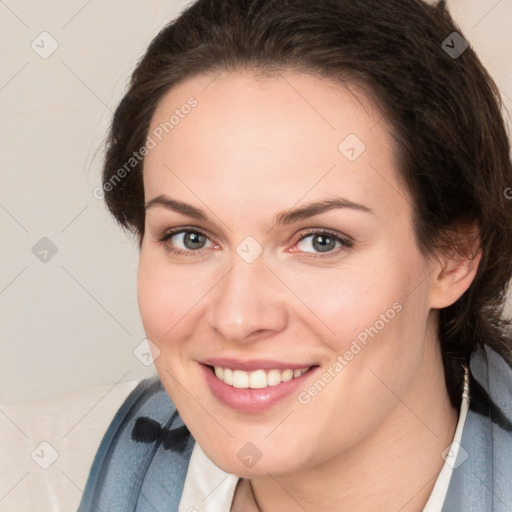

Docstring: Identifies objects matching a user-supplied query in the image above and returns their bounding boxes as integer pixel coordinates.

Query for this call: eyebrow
[144,194,374,225]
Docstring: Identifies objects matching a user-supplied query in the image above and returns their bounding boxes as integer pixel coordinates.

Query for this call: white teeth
[249,369,267,389]
[212,366,310,388]
[267,369,282,386]
[232,370,249,389]
[281,369,294,382]
[224,368,233,386]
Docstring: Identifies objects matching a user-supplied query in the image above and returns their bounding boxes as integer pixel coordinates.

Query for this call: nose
[206,253,289,343]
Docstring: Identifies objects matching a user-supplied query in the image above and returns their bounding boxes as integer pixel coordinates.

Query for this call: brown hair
[100,0,512,407]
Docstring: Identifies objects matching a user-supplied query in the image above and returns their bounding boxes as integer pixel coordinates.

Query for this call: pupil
[313,235,335,253]
[184,232,206,249]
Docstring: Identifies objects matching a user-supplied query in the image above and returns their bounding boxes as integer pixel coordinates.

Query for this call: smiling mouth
[205,364,319,389]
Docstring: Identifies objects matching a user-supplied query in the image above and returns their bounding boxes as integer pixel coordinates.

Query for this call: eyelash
[156,227,353,259]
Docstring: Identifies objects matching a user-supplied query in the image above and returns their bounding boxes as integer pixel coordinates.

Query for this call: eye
[293,229,353,258]
[157,228,217,257]
[157,227,353,259]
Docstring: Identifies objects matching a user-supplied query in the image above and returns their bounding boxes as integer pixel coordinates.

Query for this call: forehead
[143,70,409,225]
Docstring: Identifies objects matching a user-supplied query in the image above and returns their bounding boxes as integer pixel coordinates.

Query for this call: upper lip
[201,357,317,371]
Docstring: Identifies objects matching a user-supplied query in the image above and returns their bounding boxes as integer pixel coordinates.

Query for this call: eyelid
[289,227,353,258]
[294,227,353,244]
[157,225,212,242]
[157,226,219,252]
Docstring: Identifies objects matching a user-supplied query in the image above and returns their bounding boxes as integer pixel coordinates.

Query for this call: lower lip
[200,363,319,413]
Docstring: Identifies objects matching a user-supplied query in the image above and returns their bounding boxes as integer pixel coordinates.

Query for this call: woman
[78,0,512,510]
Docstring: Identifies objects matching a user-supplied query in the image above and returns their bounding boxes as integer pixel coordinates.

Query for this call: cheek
[282,246,429,375]
[279,259,402,345]
[136,250,203,342]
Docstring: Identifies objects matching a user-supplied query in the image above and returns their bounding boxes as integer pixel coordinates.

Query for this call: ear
[428,221,482,309]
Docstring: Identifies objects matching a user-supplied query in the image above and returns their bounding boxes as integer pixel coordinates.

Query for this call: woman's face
[138,70,441,477]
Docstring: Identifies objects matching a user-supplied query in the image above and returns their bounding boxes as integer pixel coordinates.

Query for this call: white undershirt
[422,371,470,511]
[178,377,470,512]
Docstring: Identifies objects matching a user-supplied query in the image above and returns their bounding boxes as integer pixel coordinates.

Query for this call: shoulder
[469,343,512,430]
[443,344,512,511]
[78,375,195,511]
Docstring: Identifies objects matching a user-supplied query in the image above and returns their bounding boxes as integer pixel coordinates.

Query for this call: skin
[137,69,481,511]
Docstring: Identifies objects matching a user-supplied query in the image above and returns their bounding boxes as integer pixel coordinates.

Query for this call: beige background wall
[1,0,511,403]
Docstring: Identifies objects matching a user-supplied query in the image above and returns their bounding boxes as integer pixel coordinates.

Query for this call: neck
[247,341,459,512]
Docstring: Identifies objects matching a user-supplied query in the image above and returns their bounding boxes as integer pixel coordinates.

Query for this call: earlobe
[428,223,482,309]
